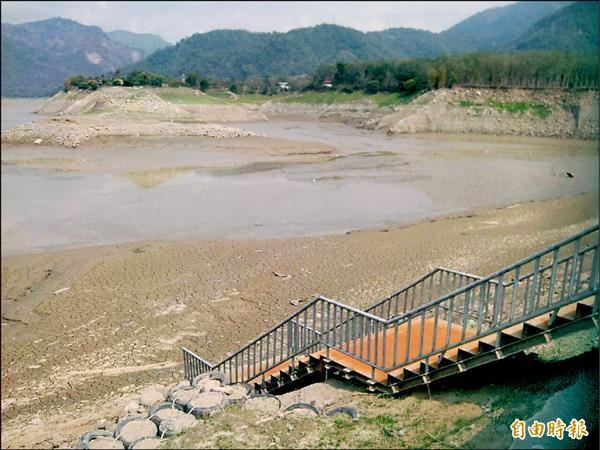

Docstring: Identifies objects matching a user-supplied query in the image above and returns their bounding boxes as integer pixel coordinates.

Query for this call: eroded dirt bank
[362,87,599,140]
[1,193,598,448]
[1,88,265,148]
[260,87,599,140]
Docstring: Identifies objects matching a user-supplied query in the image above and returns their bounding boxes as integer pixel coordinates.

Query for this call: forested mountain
[1,18,140,97]
[107,30,171,57]
[440,1,569,51]
[507,1,598,53]
[132,24,456,80]
[129,1,578,80]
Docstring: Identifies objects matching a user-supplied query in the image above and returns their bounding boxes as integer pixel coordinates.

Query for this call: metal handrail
[390,225,598,323]
[182,224,599,384]
[364,267,500,320]
[380,224,598,370]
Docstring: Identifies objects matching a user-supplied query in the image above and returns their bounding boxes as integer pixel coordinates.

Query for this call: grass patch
[364,415,397,439]
[459,100,475,107]
[486,99,552,118]
[156,88,267,105]
[530,327,599,362]
[274,90,420,107]
[531,103,553,119]
[156,87,421,108]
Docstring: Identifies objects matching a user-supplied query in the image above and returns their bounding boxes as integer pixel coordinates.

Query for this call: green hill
[507,1,599,53]
[131,24,453,80]
[440,1,570,51]
[129,2,575,80]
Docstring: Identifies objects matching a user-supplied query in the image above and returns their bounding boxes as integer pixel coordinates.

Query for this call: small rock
[28,417,43,426]
[34,138,42,145]
[122,399,140,415]
[198,379,222,392]
[96,419,110,430]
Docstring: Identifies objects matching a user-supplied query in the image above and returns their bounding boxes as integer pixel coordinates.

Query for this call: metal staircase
[182,225,599,395]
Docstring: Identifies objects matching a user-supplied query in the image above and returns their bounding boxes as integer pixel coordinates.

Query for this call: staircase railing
[383,224,599,371]
[364,267,502,319]
[183,295,388,384]
[183,224,599,384]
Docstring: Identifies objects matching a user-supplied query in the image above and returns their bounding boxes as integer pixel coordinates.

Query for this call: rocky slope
[361,87,599,140]
[1,87,265,147]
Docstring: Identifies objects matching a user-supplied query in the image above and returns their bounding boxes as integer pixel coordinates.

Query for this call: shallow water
[1,165,445,255]
[1,116,598,256]
[1,98,45,130]
[510,370,598,449]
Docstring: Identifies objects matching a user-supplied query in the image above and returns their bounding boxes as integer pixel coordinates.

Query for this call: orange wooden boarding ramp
[183,225,599,395]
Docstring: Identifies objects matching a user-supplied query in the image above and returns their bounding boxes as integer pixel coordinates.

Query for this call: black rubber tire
[167,386,199,409]
[326,406,359,419]
[157,414,198,438]
[157,421,185,439]
[186,392,230,418]
[285,402,320,416]
[249,393,282,409]
[129,436,163,449]
[191,370,227,386]
[147,402,184,426]
[76,430,115,449]
[114,417,157,449]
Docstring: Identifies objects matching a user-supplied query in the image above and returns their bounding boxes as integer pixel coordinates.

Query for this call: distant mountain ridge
[1,18,140,97]
[3,1,597,97]
[136,25,453,81]
[107,29,170,57]
[129,1,577,80]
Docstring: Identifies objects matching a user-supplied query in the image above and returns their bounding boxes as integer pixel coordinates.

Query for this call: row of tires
[77,371,358,449]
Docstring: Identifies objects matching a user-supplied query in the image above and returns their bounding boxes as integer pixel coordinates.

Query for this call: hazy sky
[1,1,514,43]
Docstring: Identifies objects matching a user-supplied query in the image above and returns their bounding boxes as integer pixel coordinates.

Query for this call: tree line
[63,70,211,92]
[308,51,599,93]
[64,51,598,95]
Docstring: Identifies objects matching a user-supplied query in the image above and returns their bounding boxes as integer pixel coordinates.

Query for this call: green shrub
[365,80,381,94]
